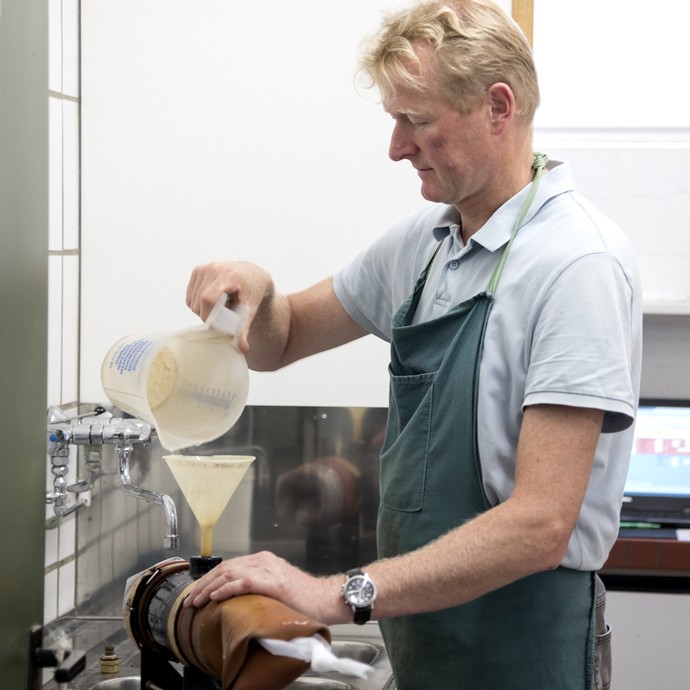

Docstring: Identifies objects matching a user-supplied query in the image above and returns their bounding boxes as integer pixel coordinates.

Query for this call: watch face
[344,574,376,606]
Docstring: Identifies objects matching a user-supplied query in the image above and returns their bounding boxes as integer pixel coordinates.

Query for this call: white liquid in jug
[102,311,249,452]
[146,346,177,410]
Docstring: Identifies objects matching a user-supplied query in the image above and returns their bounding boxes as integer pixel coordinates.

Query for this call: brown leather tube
[175,594,331,690]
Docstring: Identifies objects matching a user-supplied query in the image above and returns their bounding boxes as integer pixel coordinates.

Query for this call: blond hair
[359,0,540,124]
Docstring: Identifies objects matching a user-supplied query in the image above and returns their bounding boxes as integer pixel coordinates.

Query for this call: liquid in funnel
[164,454,254,557]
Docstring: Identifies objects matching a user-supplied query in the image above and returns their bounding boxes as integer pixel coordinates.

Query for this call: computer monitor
[620,398,690,526]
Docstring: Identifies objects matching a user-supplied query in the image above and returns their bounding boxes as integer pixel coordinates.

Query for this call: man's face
[384,86,492,209]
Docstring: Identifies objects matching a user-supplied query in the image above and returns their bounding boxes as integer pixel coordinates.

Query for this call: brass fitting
[99,644,120,674]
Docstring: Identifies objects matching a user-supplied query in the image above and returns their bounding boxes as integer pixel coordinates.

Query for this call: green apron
[378,154,598,689]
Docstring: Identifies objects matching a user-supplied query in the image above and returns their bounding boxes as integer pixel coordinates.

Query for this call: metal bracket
[28,625,86,689]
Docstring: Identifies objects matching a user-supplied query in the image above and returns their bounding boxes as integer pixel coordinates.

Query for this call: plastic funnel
[164,454,254,556]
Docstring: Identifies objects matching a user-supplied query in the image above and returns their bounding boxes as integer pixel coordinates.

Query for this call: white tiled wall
[45,0,81,625]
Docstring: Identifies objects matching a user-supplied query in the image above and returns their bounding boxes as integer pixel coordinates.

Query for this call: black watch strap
[352,605,371,625]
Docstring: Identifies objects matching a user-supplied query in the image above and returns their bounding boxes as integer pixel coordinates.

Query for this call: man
[184,1,642,687]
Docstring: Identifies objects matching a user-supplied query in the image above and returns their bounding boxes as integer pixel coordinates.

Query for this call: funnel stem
[200,525,214,558]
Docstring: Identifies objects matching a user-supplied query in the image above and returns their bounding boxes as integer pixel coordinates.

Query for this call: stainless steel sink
[286,633,394,690]
[61,623,394,690]
[285,680,353,689]
[84,675,358,690]
[282,640,383,690]
[84,677,361,690]
[330,641,380,664]
[83,679,140,690]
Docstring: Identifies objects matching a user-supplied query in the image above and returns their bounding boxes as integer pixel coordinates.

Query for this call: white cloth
[258,635,373,679]
[333,160,643,570]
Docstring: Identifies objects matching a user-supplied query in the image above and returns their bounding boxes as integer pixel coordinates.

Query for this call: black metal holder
[138,555,223,690]
[189,555,222,580]
[140,646,221,690]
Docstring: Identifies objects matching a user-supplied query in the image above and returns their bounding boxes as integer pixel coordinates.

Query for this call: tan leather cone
[176,594,331,690]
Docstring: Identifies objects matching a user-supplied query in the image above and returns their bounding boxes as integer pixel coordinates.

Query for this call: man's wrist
[341,568,377,625]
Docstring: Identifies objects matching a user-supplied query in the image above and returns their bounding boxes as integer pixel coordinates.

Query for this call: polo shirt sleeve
[523,251,638,433]
[333,242,396,343]
[333,207,443,343]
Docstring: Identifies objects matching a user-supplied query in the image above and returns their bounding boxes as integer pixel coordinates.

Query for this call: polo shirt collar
[432,160,574,251]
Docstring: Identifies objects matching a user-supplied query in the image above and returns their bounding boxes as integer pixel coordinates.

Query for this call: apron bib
[378,155,598,689]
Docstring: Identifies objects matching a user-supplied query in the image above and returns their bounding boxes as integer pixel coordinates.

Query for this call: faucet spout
[117,443,179,549]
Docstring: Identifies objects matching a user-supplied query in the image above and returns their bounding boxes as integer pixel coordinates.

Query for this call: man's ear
[487,82,515,133]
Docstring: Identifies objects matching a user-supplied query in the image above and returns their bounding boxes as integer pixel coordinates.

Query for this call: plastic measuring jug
[101,295,250,452]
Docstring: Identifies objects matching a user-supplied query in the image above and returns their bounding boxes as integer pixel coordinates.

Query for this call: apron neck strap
[486,152,548,294]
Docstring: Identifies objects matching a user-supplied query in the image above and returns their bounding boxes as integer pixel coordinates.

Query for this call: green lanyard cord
[486,152,548,295]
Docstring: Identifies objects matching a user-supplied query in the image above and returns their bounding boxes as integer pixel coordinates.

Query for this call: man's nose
[389,123,415,162]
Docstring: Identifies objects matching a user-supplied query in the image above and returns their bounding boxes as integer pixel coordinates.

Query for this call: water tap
[46,405,179,549]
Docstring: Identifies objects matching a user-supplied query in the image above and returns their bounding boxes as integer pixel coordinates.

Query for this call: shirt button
[449,260,459,270]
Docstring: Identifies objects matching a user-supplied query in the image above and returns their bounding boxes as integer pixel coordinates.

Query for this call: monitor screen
[621,398,690,525]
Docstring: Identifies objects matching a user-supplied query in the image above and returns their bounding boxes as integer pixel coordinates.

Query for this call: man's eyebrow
[384,105,427,118]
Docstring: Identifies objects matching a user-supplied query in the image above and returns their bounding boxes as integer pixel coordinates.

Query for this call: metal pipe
[117,443,179,549]
[66,448,104,493]
[46,424,86,527]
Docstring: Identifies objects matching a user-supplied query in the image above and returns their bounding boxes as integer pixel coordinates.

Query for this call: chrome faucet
[118,442,178,549]
[46,406,90,524]
[46,405,179,549]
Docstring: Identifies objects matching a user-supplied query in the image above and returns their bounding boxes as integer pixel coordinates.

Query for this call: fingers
[181,553,344,624]
[185,262,241,322]
[183,566,251,608]
[182,552,284,608]
[185,265,203,314]
[185,263,215,319]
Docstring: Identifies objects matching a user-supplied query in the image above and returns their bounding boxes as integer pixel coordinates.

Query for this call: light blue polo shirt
[333,160,643,570]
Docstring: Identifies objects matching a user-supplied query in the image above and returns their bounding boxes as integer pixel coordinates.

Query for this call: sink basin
[285,680,352,689]
[86,676,353,690]
[76,642,383,690]
[63,628,391,690]
[85,679,140,690]
[331,641,380,665]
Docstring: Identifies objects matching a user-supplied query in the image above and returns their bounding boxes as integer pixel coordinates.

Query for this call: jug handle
[206,293,250,336]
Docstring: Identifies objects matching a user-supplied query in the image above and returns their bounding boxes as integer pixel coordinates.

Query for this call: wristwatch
[341,568,377,625]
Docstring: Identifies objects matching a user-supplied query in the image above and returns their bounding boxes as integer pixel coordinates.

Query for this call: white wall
[80,0,422,408]
[608,591,690,690]
[533,0,690,130]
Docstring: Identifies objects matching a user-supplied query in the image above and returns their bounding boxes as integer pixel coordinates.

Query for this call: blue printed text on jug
[111,339,154,374]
